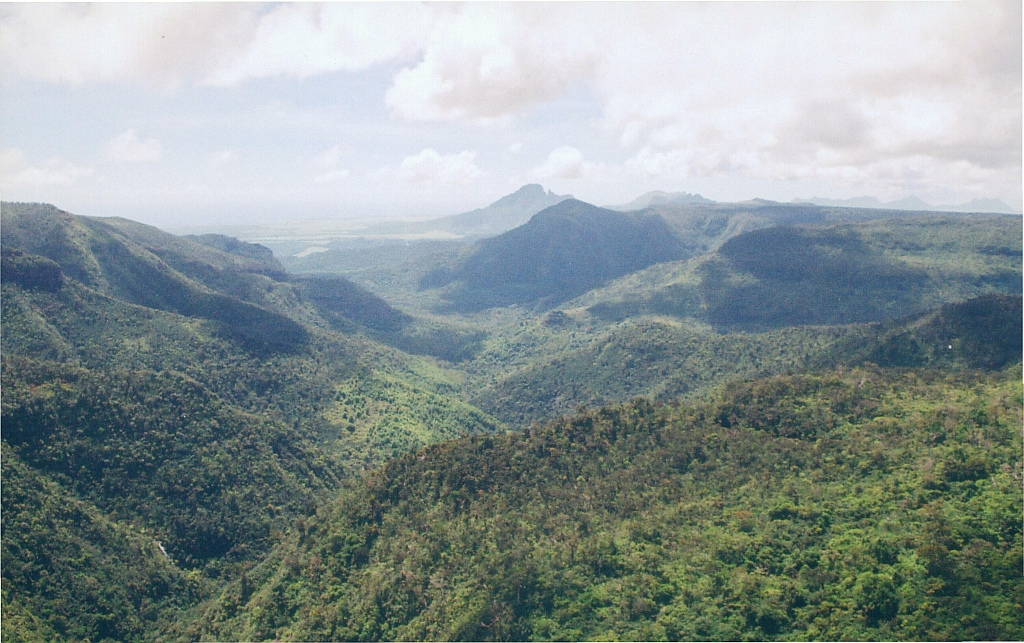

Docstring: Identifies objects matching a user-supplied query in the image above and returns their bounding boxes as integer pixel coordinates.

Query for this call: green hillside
[186,367,1024,641]
[2,444,201,643]
[2,201,1020,641]
[2,356,337,572]
[0,203,506,639]
[832,294,1023,371]
[575,215,1021,330]
[471,319,856,426]
[470,294,1022,426]
[421,200,690,311]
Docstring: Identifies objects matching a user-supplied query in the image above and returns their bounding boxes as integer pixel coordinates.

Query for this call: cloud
[1,2,1018,208]
[0,3,433,88]
[534,147,591,180]
[302,145,352,184]
[103,129,163,163]
[306,145,348,172]
[398,149,484,185]
[385,4,599,121]
[0,4,258,88]
[596,2,1021,187]
[1,148,96,188]
[205,4,435,86]
[314,169,350,185]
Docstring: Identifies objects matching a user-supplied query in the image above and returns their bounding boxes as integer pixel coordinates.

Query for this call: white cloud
[314,169,350,185]
[0,2,1018,210]
[0,4,257,88]
[1,148,96,188]
[534,147,594,180]
[385,4,599,121]
[0,3,433,88]
[302,145,352,185]
[398,149,484,185]
[306,145,348,172]
[103,129,163,163]
[205,4,435,86]
[595,2,1021,192]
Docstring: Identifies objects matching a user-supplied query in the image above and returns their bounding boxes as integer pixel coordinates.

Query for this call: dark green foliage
[292,274,487,361]
[188,368,1024,641]
[474,320,854,426]
[2,444,202,643]
[580,214,1021,331]
[858,294,1023,370]
[1,202,508,639]
[187,233,286,275]
[423,200,690,311]
[474,293,1022,426]
[295,275,412,333]
[1,246,65,292]
[3,200,1021,642]
[2,203,308,353]
[378,321,487,364]
[2,355,336,572]
[705,225,933,328]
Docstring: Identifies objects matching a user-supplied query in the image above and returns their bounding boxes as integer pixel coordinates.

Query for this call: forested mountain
[2,199,1020,642]
[574,214,1021,329]
[421,200,691,311]
[362,184,572,239]
[607,190,713,211]
[471,294,1022,426]
[1,202,504,640]
[2,442,200,642]
[185,367,1023,642]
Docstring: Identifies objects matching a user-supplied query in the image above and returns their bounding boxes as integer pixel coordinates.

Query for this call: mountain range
[364,184,572,239]
[2,196,1021,642]
[606,190,714,211]
[421,199,691,311]
[794,195,1019,214]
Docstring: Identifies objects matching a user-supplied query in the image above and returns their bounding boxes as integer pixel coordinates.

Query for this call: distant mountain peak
[490,184,572,209]
[794,195,1019,214]
[608,190,713,211]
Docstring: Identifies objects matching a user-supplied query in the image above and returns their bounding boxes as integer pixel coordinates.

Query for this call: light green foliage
[2,201,1020,641]
[0,203,506,639]
[187,368,1024,642]
[323,370,503,467]
[471,318,857,425]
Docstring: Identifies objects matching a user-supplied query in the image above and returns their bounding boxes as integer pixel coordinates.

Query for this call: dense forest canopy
[1,200,1021,642]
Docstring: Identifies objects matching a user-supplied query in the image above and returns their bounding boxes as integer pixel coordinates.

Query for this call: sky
[1,2,1021,227]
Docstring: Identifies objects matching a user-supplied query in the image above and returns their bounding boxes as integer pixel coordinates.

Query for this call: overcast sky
[1,2,1021,226]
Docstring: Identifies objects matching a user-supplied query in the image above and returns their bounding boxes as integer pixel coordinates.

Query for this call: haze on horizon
[1,2,1020,227]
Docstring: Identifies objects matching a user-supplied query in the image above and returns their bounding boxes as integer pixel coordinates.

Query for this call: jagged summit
[492,183,564,206]
[608,190,713,211]
[378,184,573,238]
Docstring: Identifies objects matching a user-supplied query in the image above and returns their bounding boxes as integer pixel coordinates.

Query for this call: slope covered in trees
[2,200,1020,642]
[187,367,1023,641]
[574,215,1021,330]
[0,203,506,639]
[421,200,691,311]
[471,294,1022,426]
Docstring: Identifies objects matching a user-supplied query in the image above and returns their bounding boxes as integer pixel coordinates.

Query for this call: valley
[1,193,1021,642]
